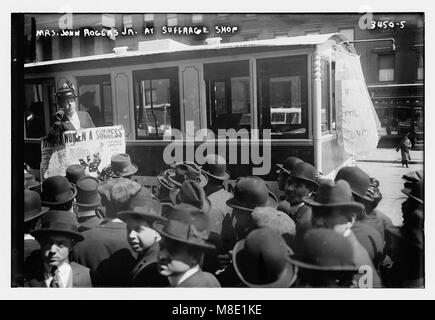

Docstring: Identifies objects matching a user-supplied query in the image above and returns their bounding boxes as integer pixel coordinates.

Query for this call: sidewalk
[356,148,424,164]
[356,148,424,226]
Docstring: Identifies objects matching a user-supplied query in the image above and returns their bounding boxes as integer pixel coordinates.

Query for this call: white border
[2,0,434,300]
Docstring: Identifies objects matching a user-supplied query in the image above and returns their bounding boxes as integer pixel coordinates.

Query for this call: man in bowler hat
[278,162,318,235]
[335,166,385,268]
[72,178,143,286]
[41,176,77,212]
[75,176,104,232]
[385,180,424,287]
[154,204,221,287]
[24,210,92,287]
[305,179,382,287]
[118,189,169,287]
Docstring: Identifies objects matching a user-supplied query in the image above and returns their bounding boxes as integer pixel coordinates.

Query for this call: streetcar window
[133,67,180,139]
[204,61,251,134]
[24,80,55,139]
[77,75,113,127]
[321,59,331,132]
[257,55,308,138]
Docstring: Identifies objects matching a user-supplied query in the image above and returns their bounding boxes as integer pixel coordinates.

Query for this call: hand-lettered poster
[41,125,126,180]
[335,51,381,155]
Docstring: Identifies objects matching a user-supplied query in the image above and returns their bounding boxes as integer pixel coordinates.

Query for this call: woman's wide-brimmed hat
[75,176,101,208]
[153,203,215,250]
[169,180,211,214]
[201,154,230,181]
[335,166,374,203]
[30,210,84,242]
[232,228,297,288]
[41,176,77,206]
[167,162,208,188]
[227,176,278,212]
[25,189,49,223]
[103,153,138,177]
[304,179,364,214]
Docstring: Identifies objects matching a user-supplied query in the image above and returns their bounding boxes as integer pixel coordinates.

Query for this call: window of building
[144,14,154,29]
[167,14,178,27]
[204,61,251,134]
[257,55,308,138]
[59,34,72,59]
[39,36,52,61]
[378,53,395,82]
[338,28,354,41]
[417,51,423,80]
[123,15,133,29]
[133,67,180,139]
[80,27,95,57]
[76,75,113,128]
[192,14,203,24]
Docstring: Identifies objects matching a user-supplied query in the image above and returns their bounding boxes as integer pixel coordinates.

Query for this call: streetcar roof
[25,33,351,69]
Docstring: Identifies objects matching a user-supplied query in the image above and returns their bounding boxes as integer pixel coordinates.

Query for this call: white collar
[168,265,200,287]
[44,262,72,288]
[77,209,97,218]
[24,233,35,240]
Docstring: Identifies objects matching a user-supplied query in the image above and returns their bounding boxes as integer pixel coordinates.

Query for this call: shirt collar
[167,265,200,287]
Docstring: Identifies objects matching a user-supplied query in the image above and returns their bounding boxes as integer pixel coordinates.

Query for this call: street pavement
[356,148,424,226]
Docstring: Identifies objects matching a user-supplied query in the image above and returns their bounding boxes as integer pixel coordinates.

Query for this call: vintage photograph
[13,12,424,289]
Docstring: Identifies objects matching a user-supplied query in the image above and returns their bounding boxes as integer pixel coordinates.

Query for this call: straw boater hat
[227,176,278,212]
[118,188,166,225]
[304,179,364,214]
[169,180,211,214]
[41,176,77,206]
[30,210,84,242]
[232,228,297,288]
[153,204,215,250]
[276,156,303,176]
[75,176,101,208]
[25,189,49,223]
[288,228,359,272]
[201,154,230,181]
[103,153,138,178]
[167,162,208,188]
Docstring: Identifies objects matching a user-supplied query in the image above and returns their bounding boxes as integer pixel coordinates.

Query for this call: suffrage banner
[41,125,126,180]
[335,51,381,156]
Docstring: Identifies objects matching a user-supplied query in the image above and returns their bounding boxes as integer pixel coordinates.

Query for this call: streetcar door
[204,60,251,134]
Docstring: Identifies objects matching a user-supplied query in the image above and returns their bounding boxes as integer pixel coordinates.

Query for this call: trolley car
[24,33,370,188]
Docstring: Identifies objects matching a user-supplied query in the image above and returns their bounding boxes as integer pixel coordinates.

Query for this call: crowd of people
[21,149,424,288]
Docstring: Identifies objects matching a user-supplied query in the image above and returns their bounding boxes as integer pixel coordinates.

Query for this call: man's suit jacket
[177,270,221,288]
[130,243,169,287]
[72,220,136,287]
[24,262,92,287]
